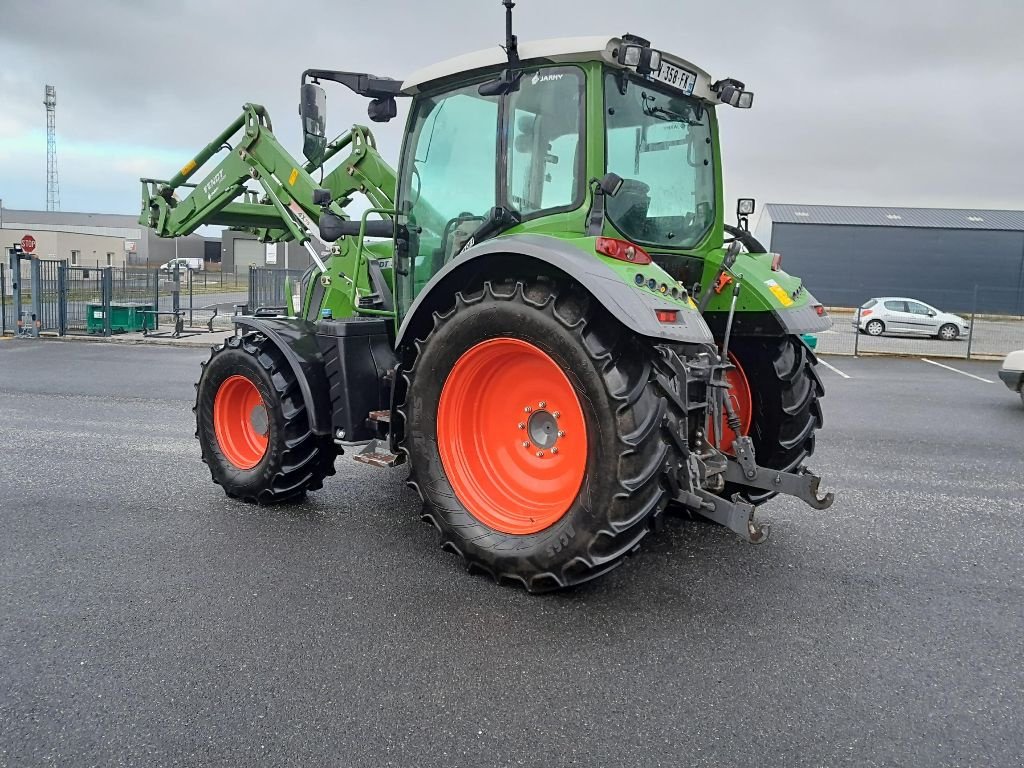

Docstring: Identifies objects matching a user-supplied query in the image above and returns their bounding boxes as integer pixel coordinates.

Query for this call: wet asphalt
[0,340,1021,767]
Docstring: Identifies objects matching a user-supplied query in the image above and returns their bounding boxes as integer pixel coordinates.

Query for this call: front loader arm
[138,104,397,243]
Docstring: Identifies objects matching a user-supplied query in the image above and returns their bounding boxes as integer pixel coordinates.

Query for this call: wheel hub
[250,403,269,436]
[527,409,558,450]
[436,338,588,535]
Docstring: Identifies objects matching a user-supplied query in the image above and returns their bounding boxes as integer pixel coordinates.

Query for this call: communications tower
[44,85,60,211]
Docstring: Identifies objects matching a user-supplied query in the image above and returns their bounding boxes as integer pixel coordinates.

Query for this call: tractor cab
[302,34,756,321]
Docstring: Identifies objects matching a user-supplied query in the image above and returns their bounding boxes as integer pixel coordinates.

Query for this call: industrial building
[1,206,315,273]
[755,204,1024,314]
[1,207,206,268]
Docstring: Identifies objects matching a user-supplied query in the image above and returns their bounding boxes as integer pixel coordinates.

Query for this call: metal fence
[248,266,305,312]
[2,262,251,337]
[816,285,1024,360]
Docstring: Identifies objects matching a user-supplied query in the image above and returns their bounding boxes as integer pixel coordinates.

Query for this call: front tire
[195,333,337,504]
[398,280,672,592]
[938,323,959,341]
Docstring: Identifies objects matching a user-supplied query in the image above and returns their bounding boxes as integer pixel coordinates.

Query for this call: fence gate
[249,266,305,312]
[35,259,65,334]
[60,265,110,335]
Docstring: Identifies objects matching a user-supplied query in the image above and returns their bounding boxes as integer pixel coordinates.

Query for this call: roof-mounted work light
[617,34,663,76]
[713,78,754,109]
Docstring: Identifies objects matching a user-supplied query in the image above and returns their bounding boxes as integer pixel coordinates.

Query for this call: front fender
[233,315,332,435]
[395,234,715,348]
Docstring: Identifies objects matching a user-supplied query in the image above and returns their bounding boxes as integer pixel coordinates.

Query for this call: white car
[854,297,970,341]
[999,350,1024,406]
[159,257,202,272]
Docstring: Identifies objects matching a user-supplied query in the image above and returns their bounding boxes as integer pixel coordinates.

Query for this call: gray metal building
[220,231,313,273]
[755,204,1024,314]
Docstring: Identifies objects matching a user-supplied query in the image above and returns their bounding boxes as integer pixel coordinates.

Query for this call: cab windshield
[604,71,715,249]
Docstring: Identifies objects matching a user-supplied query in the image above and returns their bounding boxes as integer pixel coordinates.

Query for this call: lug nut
[557,430,565,438]
[538,401,547,408]
[522,441,530,448]
[536,451,544,458]
[553,411,560,419]
[551,447,559,454]
[518,422,526,429]
[524,406,533,413]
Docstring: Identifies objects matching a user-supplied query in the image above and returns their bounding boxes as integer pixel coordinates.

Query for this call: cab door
[395,83,501,316]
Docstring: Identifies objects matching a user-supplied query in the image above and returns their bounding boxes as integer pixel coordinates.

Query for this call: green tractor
[140,2,833,591]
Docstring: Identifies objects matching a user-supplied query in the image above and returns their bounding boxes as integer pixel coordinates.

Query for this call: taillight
[595,237,651,264]
[770,252,783,271]
[655,309,678,323]
[861,309,873,317]
[814,305,825,317]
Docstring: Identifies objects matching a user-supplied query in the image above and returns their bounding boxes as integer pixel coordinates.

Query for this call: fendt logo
[203,169,226,199]
[531,71,564,85]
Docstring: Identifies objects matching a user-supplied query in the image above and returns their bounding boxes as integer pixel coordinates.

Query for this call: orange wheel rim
[708,352,753,454]
[213,375,269,470]
[437,338,588,535]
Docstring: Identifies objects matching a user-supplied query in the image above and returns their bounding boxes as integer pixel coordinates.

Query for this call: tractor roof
[401,35,720,103]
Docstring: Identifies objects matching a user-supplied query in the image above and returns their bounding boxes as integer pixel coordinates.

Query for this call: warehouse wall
[770,223,1024,314]
[220,231,312,273]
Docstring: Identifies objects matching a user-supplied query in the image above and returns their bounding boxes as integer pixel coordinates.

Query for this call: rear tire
[398,280,672,592]
[723,335,824,505]
[195,333,337,504]
[865,319,885,336]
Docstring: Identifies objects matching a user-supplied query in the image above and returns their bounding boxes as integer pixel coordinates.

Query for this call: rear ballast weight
[142,3,835,591]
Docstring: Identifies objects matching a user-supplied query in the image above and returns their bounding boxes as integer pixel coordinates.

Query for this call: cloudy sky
[0,0,1021,218]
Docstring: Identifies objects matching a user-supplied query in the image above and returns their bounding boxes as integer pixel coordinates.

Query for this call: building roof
[1,208,142,240]
[764,203,1024,232]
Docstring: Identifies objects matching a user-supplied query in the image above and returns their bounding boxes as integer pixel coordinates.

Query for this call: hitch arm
[725,437,834,510]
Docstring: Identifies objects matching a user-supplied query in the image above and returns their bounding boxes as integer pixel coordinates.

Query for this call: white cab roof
[401,35,719,103]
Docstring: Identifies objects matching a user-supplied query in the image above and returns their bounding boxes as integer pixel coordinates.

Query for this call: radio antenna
[501,0,519,70]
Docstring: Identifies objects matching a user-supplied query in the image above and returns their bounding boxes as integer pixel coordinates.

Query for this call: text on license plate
[653,62,696,95]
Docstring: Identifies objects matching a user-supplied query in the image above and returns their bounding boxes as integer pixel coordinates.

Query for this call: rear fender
[395,233,715,349]
[233,316,332,435]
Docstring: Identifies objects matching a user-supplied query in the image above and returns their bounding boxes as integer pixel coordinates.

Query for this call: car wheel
[865,319,885,336]
[938,323,959,341]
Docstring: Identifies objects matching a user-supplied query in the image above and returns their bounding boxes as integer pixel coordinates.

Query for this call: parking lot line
[817,357,851,379]
[921,357,994,383]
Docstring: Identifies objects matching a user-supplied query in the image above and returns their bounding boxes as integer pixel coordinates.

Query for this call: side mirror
[927,310,937,317]
[299,82,327,165]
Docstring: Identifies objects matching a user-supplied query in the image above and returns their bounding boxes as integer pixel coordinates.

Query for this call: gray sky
[0,0,1021,217]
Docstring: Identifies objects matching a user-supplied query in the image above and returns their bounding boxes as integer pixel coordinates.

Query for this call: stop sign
[20,234,36,254]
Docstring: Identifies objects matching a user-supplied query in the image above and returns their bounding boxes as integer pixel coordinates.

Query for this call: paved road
[1,341,1021,767]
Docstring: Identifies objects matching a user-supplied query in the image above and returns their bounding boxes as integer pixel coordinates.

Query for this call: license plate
[652,61,696,95]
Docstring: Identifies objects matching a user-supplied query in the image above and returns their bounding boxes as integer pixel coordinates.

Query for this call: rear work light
[655,309,678,323]
[595,237,651,264]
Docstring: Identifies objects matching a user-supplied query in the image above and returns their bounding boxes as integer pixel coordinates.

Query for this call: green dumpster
[86,302,156,334]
